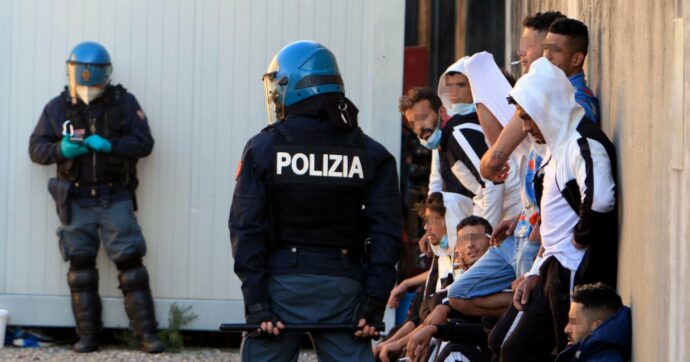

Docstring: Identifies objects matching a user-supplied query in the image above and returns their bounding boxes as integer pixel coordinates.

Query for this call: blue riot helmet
[66,41,113,105]
[262,40,345,124]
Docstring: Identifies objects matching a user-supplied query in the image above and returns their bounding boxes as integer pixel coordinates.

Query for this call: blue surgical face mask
[449,102,476,116]
[419,127,442,150]
[439,235,449,249]
[419,113,443,150]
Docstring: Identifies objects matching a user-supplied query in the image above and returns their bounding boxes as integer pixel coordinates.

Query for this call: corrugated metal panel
[0,0,404,329]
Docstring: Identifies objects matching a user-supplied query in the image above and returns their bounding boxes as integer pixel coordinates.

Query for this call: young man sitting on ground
[557,283,632,362]
[405,216,494,362]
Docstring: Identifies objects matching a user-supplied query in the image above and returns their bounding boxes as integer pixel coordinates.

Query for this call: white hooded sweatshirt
[509,58,616,274]
[429,57,472,194]
[437,56,473,117]
[428,57,522,227]
[465,51,531,156]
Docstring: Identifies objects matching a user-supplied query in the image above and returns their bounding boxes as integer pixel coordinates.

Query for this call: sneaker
[12,328,55,348]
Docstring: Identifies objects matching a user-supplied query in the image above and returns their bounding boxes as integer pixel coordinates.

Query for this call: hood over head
[464,51,515,127]
[437,56,471,115]
[509,57,584,159]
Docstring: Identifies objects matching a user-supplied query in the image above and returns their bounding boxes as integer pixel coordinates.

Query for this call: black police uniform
[28,84,163,352]
[230,95,402,361]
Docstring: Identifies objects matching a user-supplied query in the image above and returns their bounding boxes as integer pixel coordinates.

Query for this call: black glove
[355,295,387,324]
[245,302,282,339]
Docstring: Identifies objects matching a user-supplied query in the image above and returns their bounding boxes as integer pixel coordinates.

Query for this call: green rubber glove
[84,134,112,153]
[60,136,88,159]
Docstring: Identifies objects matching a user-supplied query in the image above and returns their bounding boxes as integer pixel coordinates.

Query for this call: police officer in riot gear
[29,41,164,353]
[230,40,402,361]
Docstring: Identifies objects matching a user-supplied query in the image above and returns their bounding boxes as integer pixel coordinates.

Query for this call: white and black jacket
[558,120,618,287]
[429,56,521,227]
[432,113,521,228]
[512,58,618,287]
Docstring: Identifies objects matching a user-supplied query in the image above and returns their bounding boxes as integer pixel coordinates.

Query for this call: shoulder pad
[113,84,125,101]
[111,84,127,93]
[260,122,294,142]
[105,84,128,105]
[261,124,276,132]
[347,126,363,134]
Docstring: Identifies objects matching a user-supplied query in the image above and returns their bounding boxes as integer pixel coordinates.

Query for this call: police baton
[218,322,385,332]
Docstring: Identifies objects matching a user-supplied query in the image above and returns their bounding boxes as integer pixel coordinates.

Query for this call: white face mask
[449,103,476,116]
[75,85,104,105]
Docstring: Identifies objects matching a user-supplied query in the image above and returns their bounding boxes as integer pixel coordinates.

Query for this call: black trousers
[488,304,519,359]
[499,257,571,362]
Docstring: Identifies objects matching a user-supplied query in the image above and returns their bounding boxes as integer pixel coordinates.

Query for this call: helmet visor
[67,63,111,87]
[262,71,287,124]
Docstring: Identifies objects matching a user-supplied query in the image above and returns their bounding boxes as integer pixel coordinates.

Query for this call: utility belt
[268,245,365,282]
[72,182,126,199]
[47,178,129,225]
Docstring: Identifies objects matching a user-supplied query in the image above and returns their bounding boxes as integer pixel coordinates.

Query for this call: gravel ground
[0,346,319,361]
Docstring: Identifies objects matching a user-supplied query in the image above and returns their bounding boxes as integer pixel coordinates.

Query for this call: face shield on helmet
[66,42,112,105]
[67,63,112,105]
[262,57,288,124]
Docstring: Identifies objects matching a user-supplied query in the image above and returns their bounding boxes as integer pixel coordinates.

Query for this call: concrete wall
[508,0,689,360]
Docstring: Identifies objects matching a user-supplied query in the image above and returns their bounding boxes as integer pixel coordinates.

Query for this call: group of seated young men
[377,12,632,362]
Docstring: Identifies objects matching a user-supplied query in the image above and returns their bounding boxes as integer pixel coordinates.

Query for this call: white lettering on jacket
[276,152,364,179]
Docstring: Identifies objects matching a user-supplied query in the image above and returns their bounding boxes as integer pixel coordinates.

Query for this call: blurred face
[445,73,473,104]
[516,105,545,144]
[543,32,584,77]
[423,209,446,245]
[518,27,547,75]
[404,99,441,141]
[565,302,603,345]
[453,242,465,269]
[457,224,490,266]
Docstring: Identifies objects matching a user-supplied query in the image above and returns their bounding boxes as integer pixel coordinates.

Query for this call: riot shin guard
[117,259,165,353]
[67,256,102,353]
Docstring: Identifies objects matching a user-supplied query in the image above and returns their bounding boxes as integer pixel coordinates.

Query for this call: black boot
[117,259,165,354]
[67,257,102,353]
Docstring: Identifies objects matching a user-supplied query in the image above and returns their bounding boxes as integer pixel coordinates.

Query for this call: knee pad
[67,268,99,292]
[69,255,96,270]
[116,259,149,293]
[115,257,143,272]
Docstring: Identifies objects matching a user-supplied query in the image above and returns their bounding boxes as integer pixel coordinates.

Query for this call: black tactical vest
[266,121,371,251]
[58,85,135,187]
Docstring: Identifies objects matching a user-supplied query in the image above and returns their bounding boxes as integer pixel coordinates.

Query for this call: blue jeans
[241,274,374,362]
[514,236,540,276]
[448,236,517,299]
